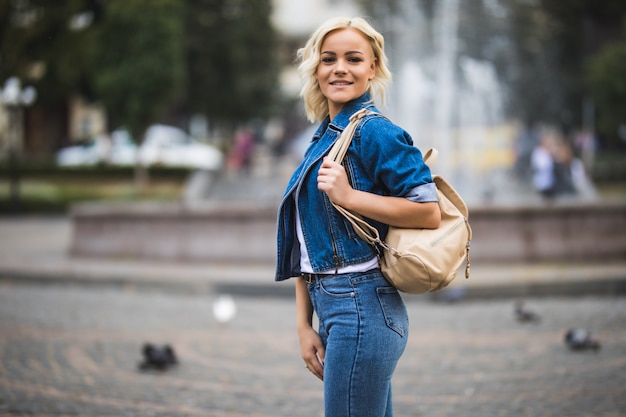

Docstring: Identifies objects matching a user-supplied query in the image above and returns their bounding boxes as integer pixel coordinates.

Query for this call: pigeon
[564,328,601,352]
[213,294,237,323]
[138,343,178,371]
[514,300,541,323]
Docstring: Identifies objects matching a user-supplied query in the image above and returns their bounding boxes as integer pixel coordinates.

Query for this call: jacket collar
[329,92,375,131]
[312,92,376,140]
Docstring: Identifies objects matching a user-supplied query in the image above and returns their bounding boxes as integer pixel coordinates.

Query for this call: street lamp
[1,77,37,214]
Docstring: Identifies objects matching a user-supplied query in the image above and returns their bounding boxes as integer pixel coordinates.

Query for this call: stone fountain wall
[69,201,626,264]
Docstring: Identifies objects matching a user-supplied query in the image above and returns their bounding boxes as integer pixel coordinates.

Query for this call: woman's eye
[348,57,363,63]
[321,56,335,64]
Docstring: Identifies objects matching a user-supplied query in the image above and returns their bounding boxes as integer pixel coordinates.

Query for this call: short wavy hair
[296,17,392,122]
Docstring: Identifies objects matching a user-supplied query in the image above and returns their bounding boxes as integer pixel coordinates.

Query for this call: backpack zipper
[430,218,466,247]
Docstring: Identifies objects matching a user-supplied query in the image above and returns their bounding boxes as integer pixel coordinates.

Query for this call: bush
[591,152,626,183]
[0,164,190,214]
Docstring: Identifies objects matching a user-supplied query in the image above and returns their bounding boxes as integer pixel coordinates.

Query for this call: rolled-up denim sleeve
[404,182,438,202]
[357,117,438,201]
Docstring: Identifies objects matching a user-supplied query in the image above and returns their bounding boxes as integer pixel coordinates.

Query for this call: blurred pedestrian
[275,17,440,417]
[574,128,597,175]
[555,139,597,200]
[227,128,255,175]
[552,139,577,197]
[513,122,539,181]
[530,134,556,200]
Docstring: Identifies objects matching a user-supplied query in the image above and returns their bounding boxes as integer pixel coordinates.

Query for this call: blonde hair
[297,17,391,122]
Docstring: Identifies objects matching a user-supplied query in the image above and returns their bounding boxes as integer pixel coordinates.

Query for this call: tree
[506,2,564,126]
[1,0,279,162]
[88,0,185,189]
[184,0,278,129]
[0,0,104,156]
[534,0,626,144]
[89,0,184,139]
[586,27,626,146]
[0,0,97,103]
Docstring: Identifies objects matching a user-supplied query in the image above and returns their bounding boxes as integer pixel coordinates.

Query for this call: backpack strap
[423,148,438,168]
[326,108,372,162]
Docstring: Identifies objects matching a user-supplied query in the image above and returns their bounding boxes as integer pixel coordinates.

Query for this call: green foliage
[184,0,278,124]
[0,163,191,180]
[0,164,189,214]
[534,0,626,145]
[0,0,279,139]
[592,151,626,183]
[0,0,97,104]
[586,25,626,144]
[89,0,185,140]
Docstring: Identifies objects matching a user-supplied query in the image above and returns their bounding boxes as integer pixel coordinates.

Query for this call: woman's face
[316,28,376,120]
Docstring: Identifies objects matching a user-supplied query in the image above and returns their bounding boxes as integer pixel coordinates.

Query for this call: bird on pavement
[564,328,601,352]
[514,300,541,323]
[138,343,178,371]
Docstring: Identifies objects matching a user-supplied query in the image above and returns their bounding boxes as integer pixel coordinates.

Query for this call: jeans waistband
[301,272,336,284]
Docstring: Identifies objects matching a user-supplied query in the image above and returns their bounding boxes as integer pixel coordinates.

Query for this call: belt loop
[302,273,313,284]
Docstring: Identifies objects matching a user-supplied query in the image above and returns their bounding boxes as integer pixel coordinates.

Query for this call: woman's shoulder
[360,110,402,129]
[358,111,412,144]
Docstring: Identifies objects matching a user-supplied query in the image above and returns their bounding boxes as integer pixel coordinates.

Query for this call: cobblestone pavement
[0,281,625,417]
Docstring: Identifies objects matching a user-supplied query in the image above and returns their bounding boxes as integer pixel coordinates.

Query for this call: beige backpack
[328,109,472,294]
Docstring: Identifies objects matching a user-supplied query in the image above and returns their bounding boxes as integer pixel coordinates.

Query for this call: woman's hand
[317,157,441,229]
[298,326,325,380]
[295,278,325,380]
[317,157,353,206]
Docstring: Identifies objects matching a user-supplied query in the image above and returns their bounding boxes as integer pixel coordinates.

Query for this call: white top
[296,207,379,274]
[531,146,554,191]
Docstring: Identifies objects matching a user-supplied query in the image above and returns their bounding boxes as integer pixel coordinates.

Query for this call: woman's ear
[369,58,377,80]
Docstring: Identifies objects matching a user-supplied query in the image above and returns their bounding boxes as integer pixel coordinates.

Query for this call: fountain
[379,0,520,205]
[69,0,626,265]
[364,0,626,263]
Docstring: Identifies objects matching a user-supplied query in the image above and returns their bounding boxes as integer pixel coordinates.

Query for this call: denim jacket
[275,93,438,281]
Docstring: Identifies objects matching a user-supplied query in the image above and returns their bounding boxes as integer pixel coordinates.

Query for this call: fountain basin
[69,201,626,264]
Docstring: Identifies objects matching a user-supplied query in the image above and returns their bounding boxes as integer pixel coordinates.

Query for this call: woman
[275,17,440,417]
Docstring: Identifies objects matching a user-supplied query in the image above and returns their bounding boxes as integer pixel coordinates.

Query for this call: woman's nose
[334,59,347,74]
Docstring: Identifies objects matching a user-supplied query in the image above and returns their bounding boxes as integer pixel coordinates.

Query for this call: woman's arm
[318,157,441,229]
[295,278,325,380]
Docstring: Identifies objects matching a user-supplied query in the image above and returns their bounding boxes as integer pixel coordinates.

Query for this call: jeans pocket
[319,278,356,298]
[376,287,409,337]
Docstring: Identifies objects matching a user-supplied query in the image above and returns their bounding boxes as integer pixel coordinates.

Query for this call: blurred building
[272,0,362,98]
[68,95,107,144]
[272,0,360,37]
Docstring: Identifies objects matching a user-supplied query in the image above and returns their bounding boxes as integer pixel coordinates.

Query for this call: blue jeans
[307,269,409,417]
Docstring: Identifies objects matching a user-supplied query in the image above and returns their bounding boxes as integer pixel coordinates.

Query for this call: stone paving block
[0,283,625,416]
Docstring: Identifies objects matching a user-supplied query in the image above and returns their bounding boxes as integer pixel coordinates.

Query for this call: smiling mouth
[330,81,353,86]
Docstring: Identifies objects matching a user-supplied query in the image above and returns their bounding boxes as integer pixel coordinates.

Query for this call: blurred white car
[107,130,137,166]
[137,125,223,170]
[56,139,106,166]
[56,129,136,167]
[57,125,223,170]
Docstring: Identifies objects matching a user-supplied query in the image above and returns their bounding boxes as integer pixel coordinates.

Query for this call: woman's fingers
[300,328,325,381]
[318,157,350,203]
